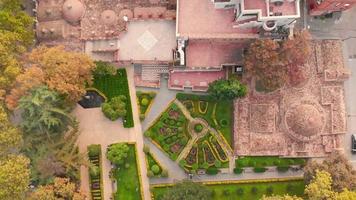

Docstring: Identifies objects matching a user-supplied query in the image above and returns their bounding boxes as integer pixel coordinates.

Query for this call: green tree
[207,79,247,100]
[107,143,129,165]
[161,181,212,200]
[101,95,127,121]
[0,155,30,200]
[305,170,336,200]
[18,86,74,138]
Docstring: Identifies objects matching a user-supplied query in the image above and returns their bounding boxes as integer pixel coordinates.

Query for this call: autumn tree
[27,46,95,104]
[0,155,30,200]
[244,39,287,91]
[303,151,356,192]
[305,170,336,200]
[0,105,22,156]
[28,177,85,200]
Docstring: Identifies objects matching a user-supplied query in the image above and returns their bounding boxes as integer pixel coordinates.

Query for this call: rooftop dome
[62,0,85,23]
[286,104,323,137]
[101,10,118,25]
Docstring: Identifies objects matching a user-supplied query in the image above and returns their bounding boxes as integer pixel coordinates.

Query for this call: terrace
[242,0,298,18]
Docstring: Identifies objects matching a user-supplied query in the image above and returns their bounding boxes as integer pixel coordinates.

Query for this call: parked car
[352,134,356,154]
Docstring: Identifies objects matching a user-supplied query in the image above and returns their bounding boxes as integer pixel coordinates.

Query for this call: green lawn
[93,68,134,128]
[113,144,142,200]
[152,180,305,200]
[236,156,306,168]
[176,93,233,148]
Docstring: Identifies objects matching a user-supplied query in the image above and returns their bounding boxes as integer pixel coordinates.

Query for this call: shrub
[206,167,219,175]
[214,160,222,168]
[147,170,154,177]
[141,98,149,106]
[192,163,199,170]
[194,124,204,133]
[144,131,152,137]
[169,119,175,126]
[179,160,187,168]
[236,188,244,196]
[93,61,117,76]
[161,169,168,177]
[151,164,160,174]
[202,162,209,169]
[179,138,188,145]
[106,143,129,166]
[233,167,243,174]
[136,91,142,97]
[177,122,183,127]
[219,119,228,127]
[149,92,156,98]
[89,165,100,178]
[248,160,257,167]
[253,167,267,173]
[139,114,145,120]
[223,189,230,196]
[102,95,127,121]
[266,186,273,195]
[273,160,281,166]
[277,165,289,172]
[251,187,258,194]
[143,145,150,154]
[170,153,178,161]
[88,145,101,157]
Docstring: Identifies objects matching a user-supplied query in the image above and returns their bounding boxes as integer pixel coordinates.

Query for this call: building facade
[308,0,356,16]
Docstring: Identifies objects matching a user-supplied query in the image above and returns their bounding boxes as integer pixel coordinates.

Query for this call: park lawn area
[92,68,134,128]
[152,179,305,200]
[176,93,233,148]
[145,151,163,177]
[136,91,156,120]
[144,103,190,161]
[236,156,306,168]
[113,144,142,200]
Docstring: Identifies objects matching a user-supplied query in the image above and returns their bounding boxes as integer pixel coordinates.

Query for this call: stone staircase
[141,65,169,81]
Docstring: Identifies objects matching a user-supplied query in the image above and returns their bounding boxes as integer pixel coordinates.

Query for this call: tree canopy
[107,143,129,165]
[207,79,247,100]
[0,105,22,156]
[161,181,212,200]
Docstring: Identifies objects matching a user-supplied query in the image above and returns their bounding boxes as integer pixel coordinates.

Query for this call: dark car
[352,134,356,154]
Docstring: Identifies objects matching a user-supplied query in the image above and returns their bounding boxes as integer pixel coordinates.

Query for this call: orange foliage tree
[6,46,95,110]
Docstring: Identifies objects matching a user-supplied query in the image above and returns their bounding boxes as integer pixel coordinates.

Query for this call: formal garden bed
[136,91,156,121]
[108,143,143,200]
[87,144,104,200]
[176,93,233,148]
[180,133,229,174]
[92,63,134,128]
[144,146,168,178]
[152,178,305,200]
[235,156,306,174]
[144,103,190,161]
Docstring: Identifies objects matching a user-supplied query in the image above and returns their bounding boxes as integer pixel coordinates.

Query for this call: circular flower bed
[194,123,204,133]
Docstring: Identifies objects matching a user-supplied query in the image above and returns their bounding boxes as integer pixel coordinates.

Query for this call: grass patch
[93,68,134,128]
[113,144,142,200]
[235,156,306,168]
[152,180,305,200]
[176,93,233,148]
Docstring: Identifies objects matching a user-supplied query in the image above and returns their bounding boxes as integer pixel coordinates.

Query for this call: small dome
[62,0,85,23]
[101,10,118,25]
[286,104,323,137]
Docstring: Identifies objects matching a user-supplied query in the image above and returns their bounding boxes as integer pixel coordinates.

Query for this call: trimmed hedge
[87,144,103,200]
[277,165,290,172]
[206,167,219,175]
[176,93,216,102]
[234,167,243,174]
[253,167,267,173]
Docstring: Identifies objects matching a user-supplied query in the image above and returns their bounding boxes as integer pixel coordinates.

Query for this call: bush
[139,114,145,120]
[143,145,150,154]
[151,164,160,174]
[179,160,187,168]
[277,165,290,172]
[206,167,219,175]
[219,119,228,127]
[251,187,258,194]
[147,170,154,177]
[253,167,267,173]
[169,119,175,126]
[170,153,178,161]
[202,162,209,169]
[106,143,129,166]
[236,188,244,196]
[192,163,199,170]
[233,167,243,174]
[102,95,127,121]
[214,160,222,168]
[136,91,142,97]
[141,98,149,106]
[88,145,101,157]
[161,169,168,177]
[149,92,156,98]
[93,61,117,76]
[89,165,100,178]
[179,138,188,145]
[194,124,204,133]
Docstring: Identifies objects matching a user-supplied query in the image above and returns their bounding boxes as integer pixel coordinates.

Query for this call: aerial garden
[136,91,156,121]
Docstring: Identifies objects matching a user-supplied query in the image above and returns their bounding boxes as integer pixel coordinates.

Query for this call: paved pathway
[75,66,151,200]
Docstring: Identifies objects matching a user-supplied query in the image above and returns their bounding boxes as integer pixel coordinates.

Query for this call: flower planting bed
[176,93,233,148]
[93,68,134,128]
[112,144,142,200]
[145,151,167,178]
[136,91,156,121]
[145,103,190,161]
[87,144,103,200]
[183,133,228,172]
[152,178,305,200]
